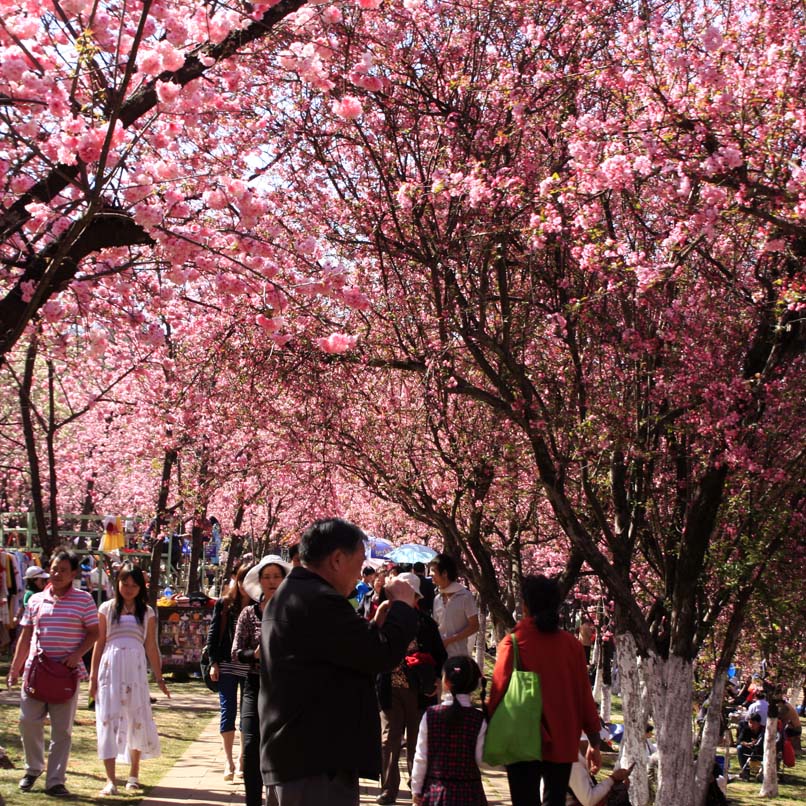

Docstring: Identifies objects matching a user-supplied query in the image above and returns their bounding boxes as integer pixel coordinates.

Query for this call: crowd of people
[2,517,802,806]
[721,674,803,784]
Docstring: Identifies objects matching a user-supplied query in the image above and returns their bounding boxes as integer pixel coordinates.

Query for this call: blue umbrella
[366,535,395,558]
[386,543,438,564]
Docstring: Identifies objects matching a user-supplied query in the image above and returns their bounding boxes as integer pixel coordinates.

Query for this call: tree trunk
[649,654,696,806]
[19,332,50,557]
[148,443,177,606]
[601,685,612,723]
[46,361,59,552]
[223,500,247,581]
[225,534,244,580]
[77,474,96,549]
[615,632,651,806]
[759,718,779,797]
[694,672,728,806]
[693,574,763,805]
[593,637,604,704]
[476,579,514,635]
[475,604,487,670]
[187,517,205,593]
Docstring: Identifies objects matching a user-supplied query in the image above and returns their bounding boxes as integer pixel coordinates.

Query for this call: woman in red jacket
[488,576,602,806]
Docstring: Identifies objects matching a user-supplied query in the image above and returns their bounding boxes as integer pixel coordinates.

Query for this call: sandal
[100,781,118,796]
[125,777,140,791]
[223,767,235,782]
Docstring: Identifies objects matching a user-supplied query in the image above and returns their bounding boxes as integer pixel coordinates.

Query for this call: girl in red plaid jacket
[411,657,488,806]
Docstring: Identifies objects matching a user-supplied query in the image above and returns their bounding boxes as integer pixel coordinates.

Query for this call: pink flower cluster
[277,41,335,91]
[316,333,359,353]
[332,96,364,120]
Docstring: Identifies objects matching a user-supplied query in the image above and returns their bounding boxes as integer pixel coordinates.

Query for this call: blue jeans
[218,672,244,733]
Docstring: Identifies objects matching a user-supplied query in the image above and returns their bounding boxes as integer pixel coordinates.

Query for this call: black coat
[376,608,447,711]
[205,598,239,664]
[259,566,419,784]
[417,574,436,616]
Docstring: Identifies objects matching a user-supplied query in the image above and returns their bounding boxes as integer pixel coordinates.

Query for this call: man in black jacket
[412,562,435,616]
[260,518,419,806]
[736,712,764,779]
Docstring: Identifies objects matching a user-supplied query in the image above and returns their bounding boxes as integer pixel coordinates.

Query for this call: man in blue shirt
[354,566,376,605]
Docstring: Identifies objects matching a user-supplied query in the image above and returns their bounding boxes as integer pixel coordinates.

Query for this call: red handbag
[24,653,78,704]
[782,735,796,768]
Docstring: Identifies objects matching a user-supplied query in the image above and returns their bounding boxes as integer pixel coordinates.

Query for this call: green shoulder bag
[482,634,542,766]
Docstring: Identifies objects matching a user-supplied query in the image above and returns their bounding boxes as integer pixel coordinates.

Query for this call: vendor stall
[157,597,215,672]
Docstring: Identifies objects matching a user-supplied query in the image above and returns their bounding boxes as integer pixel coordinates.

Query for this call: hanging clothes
[100,516,125,552]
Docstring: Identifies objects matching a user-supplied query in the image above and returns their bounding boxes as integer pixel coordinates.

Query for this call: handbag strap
[510,634,522,671]
[219,600,229,642]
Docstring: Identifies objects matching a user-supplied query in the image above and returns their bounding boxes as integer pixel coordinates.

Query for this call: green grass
[0,667,217,806]
[725,765,806,805]
[717,746,806,805]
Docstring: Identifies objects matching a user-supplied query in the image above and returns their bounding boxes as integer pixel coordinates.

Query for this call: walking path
[138,712,512,806]
[1,684,511,804]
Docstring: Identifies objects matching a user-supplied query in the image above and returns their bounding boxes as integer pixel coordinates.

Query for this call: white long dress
[95,600,161,761]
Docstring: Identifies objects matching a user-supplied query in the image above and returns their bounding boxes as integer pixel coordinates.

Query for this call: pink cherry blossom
[341,287,371,310]
[332,96,363,120]
[703,26,723,52]
[316,333,359,353]
[156,80,182,104]
[255,314,285,332]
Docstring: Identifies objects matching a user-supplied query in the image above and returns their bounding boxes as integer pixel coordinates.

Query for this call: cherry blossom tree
[273,354,571,634]
[0,0,365,361]
[3,4,806,804]
[253,1,806,802]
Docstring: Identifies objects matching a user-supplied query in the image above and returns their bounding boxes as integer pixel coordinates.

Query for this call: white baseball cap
[25,566,50,581]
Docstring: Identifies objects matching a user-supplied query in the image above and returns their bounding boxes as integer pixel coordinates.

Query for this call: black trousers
[506,760,572,806]
[242,674,263,806]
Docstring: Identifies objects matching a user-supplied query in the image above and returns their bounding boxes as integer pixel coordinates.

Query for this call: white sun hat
[243,554,292,601]
[396,571,422,598]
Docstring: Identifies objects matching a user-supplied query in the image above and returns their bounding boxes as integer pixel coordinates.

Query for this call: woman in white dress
[89,564,170,796]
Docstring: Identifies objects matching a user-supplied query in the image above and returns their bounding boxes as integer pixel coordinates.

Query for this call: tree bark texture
[694,672,728,806]
[649,654,696,806]
[759,717,779,797]
[615,632,651,806]
[475,605,487,671]
[601,686,612,723]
